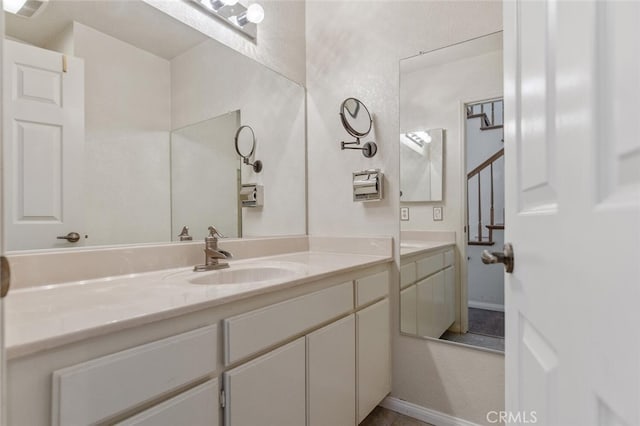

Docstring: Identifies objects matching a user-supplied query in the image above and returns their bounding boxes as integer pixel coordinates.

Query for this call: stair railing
[467,148,504,246]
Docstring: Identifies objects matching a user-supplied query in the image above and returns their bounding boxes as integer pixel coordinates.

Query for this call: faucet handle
[178,226,192,241]
[208,226,225,239]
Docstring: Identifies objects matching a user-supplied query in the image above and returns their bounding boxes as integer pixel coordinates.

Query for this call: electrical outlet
[433,206,443,221]
[400,207,409,221]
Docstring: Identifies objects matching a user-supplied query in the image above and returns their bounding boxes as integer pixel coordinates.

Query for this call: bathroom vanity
[5,237,392,426]
[400,235,456,339]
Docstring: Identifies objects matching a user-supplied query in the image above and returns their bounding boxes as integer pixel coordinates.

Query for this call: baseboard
[468,301,504,312]
[380,397,481,426]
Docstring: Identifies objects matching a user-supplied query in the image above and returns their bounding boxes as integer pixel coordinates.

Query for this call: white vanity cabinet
[8,264,391,426]
[356,298,391,423]
[115,380,219,426]
[51,325,218,426]
[224,338,307,426]
[308,315,356,426]
[222,270,389,426]
[401,247,455,338]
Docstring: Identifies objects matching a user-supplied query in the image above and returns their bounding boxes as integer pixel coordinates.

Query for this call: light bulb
[246,4,264,24]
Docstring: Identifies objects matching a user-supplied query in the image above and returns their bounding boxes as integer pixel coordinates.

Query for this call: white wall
[306,1,504,424]
[72,22,172,246]
[143,0,306,85]
[171,39,306,237]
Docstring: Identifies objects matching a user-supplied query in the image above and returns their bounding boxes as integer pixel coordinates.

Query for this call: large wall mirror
[399,32,504,352]
[3,0,306,251]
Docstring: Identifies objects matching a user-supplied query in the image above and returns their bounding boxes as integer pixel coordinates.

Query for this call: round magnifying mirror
[234,125,263,173]
[235,125,256,158]
[340,97,372,138]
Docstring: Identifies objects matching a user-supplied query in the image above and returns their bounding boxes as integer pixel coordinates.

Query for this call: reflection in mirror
[171,112,241,240]
[3,0,306,251]
[400,128,444,202]
[399,32,504,352]
[234,125,263,173]
[340,97,372,137]
[339,97,377,158]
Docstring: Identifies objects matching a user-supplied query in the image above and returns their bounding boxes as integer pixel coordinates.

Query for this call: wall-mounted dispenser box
[353,169,383,202]
[240,184,264,207]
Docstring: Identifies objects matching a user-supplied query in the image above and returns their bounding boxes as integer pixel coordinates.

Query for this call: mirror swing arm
[339,97,378,158]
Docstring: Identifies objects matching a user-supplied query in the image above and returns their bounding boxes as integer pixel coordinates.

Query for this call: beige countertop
[6,250,391,359]
[400,240,455,258]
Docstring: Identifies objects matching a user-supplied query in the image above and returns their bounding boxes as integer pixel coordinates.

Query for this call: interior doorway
[442,97,505,352]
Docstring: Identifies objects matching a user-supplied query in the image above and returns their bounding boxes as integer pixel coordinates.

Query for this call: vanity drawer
[443,249,454,268]
[355,271,389,307]
[400,262,416,289]
[224,282,353,365]
[115,380,219,426]
[52,325,218,426]
[416,253,444,279]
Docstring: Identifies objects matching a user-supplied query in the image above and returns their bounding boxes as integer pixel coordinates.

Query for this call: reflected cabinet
[401,248,455,339]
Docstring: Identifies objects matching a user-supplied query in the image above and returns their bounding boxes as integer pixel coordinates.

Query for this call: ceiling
[5,0,210,59]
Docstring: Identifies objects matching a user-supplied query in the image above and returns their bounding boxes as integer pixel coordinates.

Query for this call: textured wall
[306,1,505,424]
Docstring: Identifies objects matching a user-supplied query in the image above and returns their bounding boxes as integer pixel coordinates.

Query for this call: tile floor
[359,406,434,426]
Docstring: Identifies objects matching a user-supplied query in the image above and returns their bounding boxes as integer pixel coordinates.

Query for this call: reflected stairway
[466,99,505,246]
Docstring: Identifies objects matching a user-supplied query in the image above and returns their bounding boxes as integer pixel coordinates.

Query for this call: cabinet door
[400,285,417,335]
[416,276,434,337]
[356,298,390,423]
[444,266,456,328]
[224,338,305,426]
[432,271,446,337]
[115,380,218,426]
[307,315,355,426]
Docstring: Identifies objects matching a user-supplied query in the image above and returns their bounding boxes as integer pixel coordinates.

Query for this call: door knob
[481,243,514,273]
[57,232,81,243]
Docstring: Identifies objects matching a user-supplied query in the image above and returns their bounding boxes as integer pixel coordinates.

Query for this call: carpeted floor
[359,406,434,426]
[468,307,504,337]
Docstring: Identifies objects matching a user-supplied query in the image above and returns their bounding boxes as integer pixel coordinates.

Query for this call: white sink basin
[163,261,308,285]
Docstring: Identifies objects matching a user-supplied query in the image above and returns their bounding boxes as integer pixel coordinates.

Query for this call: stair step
[480,124,504,131]
[468,241,496,246]
[486,224,505,230]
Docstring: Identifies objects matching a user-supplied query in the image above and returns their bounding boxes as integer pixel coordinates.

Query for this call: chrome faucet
[194,226,233,272]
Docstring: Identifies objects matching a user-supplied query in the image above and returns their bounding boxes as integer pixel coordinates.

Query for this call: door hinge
[219,389,226,408]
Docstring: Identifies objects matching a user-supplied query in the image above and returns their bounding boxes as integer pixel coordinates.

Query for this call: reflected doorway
[441,98,505,352]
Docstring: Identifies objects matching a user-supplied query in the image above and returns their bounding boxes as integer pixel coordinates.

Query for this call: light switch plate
[400,207,409,221]
[433,206,443,221]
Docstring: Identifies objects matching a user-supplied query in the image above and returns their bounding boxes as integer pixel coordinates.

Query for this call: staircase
[466,99,504,246]
[466,99,504,131]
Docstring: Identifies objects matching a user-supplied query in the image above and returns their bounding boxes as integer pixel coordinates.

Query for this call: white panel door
[3,40,84,250]
[504,2,640,425]
[307,315,355,426]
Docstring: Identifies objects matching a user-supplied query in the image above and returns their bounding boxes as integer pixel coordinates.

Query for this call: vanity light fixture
[188,0,264,39]
[4,0,48,17]
[210,0,238,11]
